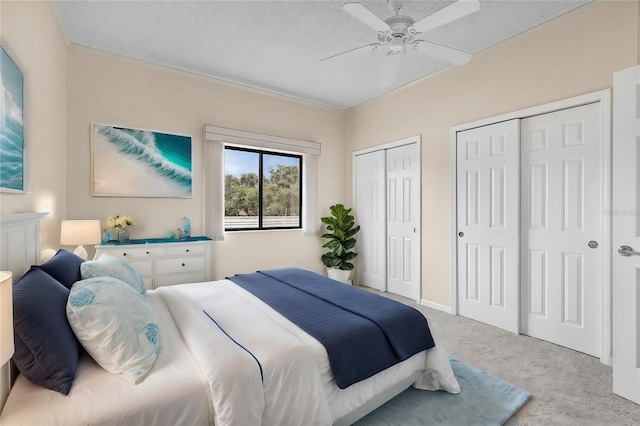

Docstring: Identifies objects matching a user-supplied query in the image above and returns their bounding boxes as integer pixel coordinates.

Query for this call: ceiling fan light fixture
[390,36,404,53]
[324,0,480,65]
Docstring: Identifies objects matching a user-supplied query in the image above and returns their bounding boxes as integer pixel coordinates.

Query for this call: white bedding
[0,292,212,426]
[1,278,459,426]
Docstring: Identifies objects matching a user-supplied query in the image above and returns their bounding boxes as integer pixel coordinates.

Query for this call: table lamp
[61,220,101,260]
[0,272,13,366]
[0,271,13,410]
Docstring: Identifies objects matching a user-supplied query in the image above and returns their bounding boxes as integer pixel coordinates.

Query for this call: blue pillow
[13,267,80,395]
[80,253,147,296]
[36,248,85,289]
[67,277,158,384]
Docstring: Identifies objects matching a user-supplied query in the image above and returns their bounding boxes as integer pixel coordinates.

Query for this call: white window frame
[203,125,320,241]
[223,145,303,231]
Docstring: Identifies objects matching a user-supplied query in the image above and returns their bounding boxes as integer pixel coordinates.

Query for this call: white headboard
[0,212,49,279]
[0,212,48,410]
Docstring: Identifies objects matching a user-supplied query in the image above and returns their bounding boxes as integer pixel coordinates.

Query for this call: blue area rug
[354,357,531,426]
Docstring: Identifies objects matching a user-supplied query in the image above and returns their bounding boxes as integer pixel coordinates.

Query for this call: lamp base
[73,245,88,260]
[0,363,10,414]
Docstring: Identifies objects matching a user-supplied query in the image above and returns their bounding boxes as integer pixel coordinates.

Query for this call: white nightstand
[95,237,212,290]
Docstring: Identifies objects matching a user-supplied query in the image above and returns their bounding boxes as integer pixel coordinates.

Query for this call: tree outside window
[224,147,301,230]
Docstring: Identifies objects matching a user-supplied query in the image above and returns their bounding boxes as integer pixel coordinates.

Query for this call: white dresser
[95,237,212,290]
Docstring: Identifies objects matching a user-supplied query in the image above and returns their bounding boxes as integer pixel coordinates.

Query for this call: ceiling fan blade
[413,40,472,65]
[342,2,391,33]
[319,43,382,62]
[411,0,480,34]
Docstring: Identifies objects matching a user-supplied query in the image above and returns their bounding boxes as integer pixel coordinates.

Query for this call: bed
[0,214,459,426]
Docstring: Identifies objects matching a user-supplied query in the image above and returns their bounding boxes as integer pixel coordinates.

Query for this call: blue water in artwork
[154,133,191,171]
[0,47,24,191]
[95,125,191,195]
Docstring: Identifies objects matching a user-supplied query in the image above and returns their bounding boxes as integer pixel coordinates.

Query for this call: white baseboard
[419,299,452,314]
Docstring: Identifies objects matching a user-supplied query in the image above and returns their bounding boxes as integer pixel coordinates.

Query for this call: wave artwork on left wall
[0,46,24,193]
[91,124,192,198]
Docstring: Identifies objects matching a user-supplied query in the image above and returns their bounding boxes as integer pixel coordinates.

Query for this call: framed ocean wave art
[0,46,25,192]
[91,124,192,198]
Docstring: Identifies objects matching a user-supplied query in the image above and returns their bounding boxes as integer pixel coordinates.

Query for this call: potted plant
[321,204,361,283]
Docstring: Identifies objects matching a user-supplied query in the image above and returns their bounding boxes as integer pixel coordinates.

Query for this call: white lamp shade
[0,272,14,365]
[60,220,102,245]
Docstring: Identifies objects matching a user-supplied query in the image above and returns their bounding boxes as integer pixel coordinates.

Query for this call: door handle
[618,245,640,257]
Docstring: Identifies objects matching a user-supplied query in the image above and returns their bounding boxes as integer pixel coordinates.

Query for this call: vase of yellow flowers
[107,215,135,242]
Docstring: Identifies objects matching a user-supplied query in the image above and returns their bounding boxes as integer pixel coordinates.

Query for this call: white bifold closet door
[456,103,603,357]
[456,120,520,333]
[355,142,421,300]
[355,150,387,292]
[520,102,602,358]
[386,144,420,300]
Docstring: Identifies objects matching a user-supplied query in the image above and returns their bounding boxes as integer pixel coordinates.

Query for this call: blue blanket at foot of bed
[228,268,435,389]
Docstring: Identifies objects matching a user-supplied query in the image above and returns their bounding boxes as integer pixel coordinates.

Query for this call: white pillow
[80,253,147,296]
[66,277,159,384]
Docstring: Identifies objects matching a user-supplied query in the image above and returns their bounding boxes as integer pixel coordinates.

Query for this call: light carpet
[354,357,531,425]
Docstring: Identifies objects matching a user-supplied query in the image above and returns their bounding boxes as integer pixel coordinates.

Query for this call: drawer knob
[186,249,189,253]
[123,253,127,257]
[146,251,150,255]
[182,263,186,267]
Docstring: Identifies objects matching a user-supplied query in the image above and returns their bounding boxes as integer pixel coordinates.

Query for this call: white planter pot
[326,268,352,285]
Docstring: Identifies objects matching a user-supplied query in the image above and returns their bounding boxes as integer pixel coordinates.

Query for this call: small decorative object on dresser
[106,215,135,242]
[94,236,212,289]
[178,217,191,238]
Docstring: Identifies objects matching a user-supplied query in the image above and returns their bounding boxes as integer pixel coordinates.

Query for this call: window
[224,146,302,230]
[203,125,319,241]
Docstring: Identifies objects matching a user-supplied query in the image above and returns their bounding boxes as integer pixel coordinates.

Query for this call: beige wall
[4,0,639,292]
[0,1,67,250]
[637,0,640,63]
[346,1,640,306]
[66,46,348,278]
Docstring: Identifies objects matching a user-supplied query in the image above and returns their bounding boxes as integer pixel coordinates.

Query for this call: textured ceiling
[56,0,590,110]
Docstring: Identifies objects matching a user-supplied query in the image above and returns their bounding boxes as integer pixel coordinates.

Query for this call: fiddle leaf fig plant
[321,204,361,271]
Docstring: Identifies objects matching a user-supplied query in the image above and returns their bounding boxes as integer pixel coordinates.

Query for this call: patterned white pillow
[80,253,147,296]
[66,277,159,384]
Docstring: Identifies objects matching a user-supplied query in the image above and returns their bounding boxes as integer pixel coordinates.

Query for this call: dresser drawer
[155,272,206,288]
[105,247,166,259]
[166,245,206,257]
[127,260,153,276]
[142,277,153,291]
[156,257,206,275]
[95,238,211,289]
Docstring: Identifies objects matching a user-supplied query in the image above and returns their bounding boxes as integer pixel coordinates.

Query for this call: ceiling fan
[321,0,480,65]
